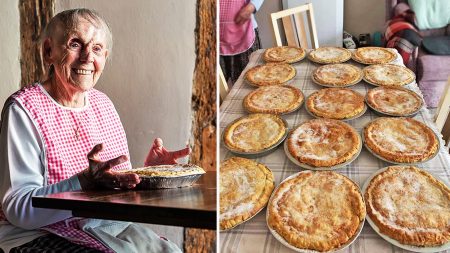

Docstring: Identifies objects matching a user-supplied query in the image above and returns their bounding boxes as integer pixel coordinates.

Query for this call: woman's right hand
[78,143,140,190]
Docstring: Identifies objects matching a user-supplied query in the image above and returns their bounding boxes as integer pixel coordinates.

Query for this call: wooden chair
[270,3,319,49]
[219,66,229,104]
[434,77,450,150]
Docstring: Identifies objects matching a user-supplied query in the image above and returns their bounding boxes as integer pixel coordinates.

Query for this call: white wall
[56,0,196,168]
[0,0,21,104]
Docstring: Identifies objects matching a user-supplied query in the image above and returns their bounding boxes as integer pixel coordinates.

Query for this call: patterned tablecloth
[219,49,450,253]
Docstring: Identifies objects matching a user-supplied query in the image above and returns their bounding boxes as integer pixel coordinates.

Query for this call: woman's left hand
[144,138,190,166]
[78,143,140,190]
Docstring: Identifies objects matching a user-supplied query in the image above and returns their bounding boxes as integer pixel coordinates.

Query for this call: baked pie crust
[243,85,304,114]
[245,63,296,86]
[365,166,450,247]
[120,164,205,177]
[366,86,423,116]
[220,157,275,230]
[223,113,286,152]
[352,47,397,64]
[268,171,366,252]
[287,119,361,167]
[307,88,365,119]
[363,64,415,86]
[263,46,306,63]
[308,47,352,64]
[312,64,362,87]
[363,117,438,163]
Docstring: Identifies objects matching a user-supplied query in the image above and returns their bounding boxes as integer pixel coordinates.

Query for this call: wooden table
[32,171,216,229]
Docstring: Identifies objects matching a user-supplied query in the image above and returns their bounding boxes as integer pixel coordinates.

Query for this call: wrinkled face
[45,18,109,92]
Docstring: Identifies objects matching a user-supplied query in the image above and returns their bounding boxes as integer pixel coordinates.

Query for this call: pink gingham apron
[2,84,132,252]
[220,0,255,55]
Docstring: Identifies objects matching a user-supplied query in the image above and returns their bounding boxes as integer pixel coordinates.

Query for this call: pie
[220,157,275,230]
[366,86,423,116]
[223,113,286,152]
[245,63,296,86]
[243,85,304,114]
[363,117,438,163]
[312,64,362,87]
[308,47,352,64]
[268,171,366,252]
[307,88,365,119]
[287,119,361,167]
[365,166,450,247]
[352,47,397,64]
[120,164,205,177]
[363,64,415,86]
[263,46,306,63]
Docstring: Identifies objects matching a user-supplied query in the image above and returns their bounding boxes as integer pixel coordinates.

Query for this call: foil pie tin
[135,173,204,190]
[305,94,367,122]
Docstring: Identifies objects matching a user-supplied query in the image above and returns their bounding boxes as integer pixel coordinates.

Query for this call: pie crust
[263,46,306,63]
[366,86,423,116]
[352,47,397,64]
[308,47,352,64]
[243,85,304,114]
[268,171,366,252]
[245,63,296,86]
[223,113,286,152]
[287,119,361,167]
[365,166,450,246]
[312,64,362,86]
[120,164,205,177]
[363,64,415,86]
[363,117,438,163]
[220,157,275,230]
[307,88,365,119]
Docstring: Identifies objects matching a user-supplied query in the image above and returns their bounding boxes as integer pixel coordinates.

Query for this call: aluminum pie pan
[362,76,415,88]
[222,117,288,158]
[362,166,450,252]
[264,51,306,65]
[245,67,297,88]
[311,74,363,88]
[243,89,305,116]
[266,171,366,253]
[364,91,423,117]
[361,122,440,165]
[305,93,367,122]
[351,51,398,65]
[284,136,362,171]
[135,173,205,189]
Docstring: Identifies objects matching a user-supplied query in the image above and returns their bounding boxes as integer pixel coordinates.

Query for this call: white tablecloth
[219,49,450,253]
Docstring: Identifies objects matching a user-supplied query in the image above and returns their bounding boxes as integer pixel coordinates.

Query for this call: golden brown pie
[245,63,296,86]
[363,64,415,86]
[307,88,365,119]
[312,64,362,87]
[365,166,450,247]
[263,46,306,63]
[268,171,366,252]
[363,117,438,163]
[352,47,397,64]
[308,47,352,64]
[243,85,304,114]
[120,164,205,177]
[287,119,361,167]
[366,87,423,116]
[223,113,286,152]
[220,157,275,230]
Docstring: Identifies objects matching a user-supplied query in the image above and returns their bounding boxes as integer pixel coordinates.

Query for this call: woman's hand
[144,138,190,166]
[234,3,256,25]
[78,143,140,190]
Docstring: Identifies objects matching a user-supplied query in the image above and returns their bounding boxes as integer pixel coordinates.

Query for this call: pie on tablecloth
[268,170,366,252]
[245,63,296,86]
[352,47,397,64]
[366,86,423,116]
[365,166,450,246]
[312,64,362,87]
[263,46,306,63]
[243,85,304,114]
[220,157,275,230]
[308,47,352,64]
[307,88,365,119]
[363,117,438,163]
[363,64,415,86]
[287,119,361,167]
[223,113,286,153]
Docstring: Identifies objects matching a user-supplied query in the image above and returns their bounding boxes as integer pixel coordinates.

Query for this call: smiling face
[44,17,109,93]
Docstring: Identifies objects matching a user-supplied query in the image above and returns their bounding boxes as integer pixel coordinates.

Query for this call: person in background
[219,0,264,85]
[0,8,189,253]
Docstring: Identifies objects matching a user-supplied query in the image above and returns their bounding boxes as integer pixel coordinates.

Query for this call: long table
[219,49,450,253]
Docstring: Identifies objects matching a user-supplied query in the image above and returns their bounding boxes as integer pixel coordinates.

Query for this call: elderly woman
[0,9,189,253]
